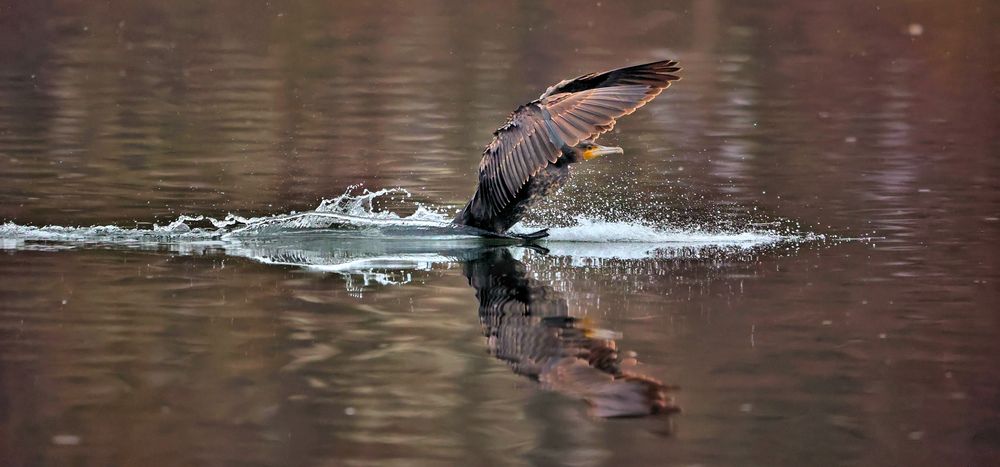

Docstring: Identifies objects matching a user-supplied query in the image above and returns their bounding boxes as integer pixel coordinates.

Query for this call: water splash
[224,186,456,237]
[514,216,790,245]
[1,185,819,285]
[0,186,457,243]
[0,215,225,243]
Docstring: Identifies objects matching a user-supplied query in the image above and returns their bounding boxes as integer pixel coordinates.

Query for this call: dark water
[2,1,999,466]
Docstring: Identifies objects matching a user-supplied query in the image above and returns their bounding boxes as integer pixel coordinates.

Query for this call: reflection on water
[1,0,999,466]
[465,247,678,418]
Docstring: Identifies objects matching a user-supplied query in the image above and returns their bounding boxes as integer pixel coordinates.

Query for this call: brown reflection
[463,247,679,418]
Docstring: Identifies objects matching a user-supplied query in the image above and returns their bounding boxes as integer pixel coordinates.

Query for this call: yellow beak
[582,145,624,161]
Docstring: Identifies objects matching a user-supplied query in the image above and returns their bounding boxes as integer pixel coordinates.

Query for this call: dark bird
[453,60,681,238]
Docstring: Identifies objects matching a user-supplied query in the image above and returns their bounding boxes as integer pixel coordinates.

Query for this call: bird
[452,59,681,238]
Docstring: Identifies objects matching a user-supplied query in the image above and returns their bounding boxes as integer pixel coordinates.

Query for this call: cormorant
[453,60,681,237]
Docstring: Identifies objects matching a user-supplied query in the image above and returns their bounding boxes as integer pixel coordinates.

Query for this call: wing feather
[463,60,681,225]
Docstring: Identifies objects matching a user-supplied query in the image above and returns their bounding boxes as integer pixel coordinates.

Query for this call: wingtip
[638,59,682,83]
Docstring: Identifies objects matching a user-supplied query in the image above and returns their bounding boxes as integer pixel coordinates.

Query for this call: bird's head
[577,141,624,161]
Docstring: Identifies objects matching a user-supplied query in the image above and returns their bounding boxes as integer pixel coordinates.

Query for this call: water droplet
[52,435,80,446]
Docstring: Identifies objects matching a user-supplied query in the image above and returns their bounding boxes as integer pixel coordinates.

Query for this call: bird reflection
[462,247,679,418]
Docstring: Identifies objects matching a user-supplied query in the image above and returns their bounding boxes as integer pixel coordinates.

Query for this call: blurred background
[0,1,998,466]
[1,0,994,227]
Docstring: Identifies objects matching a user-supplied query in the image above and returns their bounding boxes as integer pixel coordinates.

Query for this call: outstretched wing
[539,59,682,99]
[468,59,681,219]
[474,104,564,217]
[535,59,681,147]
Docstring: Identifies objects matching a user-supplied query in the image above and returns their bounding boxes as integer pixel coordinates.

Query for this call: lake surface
[1,1,998,466]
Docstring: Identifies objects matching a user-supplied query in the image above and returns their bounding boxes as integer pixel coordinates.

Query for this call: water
[1,1,998,466]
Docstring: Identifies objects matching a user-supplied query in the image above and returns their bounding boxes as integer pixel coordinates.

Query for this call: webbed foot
[512,228,549,241]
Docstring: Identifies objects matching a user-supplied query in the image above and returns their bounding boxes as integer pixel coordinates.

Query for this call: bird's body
[454,142,577,233]
[453,59,681,237]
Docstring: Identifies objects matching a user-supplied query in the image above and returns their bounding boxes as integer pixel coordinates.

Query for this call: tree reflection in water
[463,247,679,418]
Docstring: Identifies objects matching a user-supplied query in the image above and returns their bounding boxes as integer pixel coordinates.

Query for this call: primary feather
[454,59,681,234]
